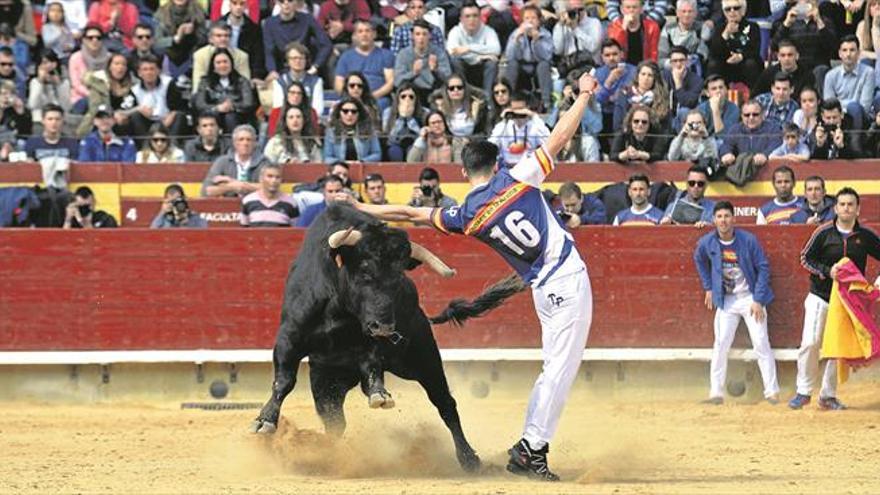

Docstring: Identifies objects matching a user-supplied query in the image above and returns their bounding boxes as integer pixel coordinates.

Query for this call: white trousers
[795,293,838,398]
[522,265,592,450]
[710,294,780,399]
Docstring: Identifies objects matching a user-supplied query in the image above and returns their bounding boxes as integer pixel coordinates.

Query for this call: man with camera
[150,184,208,228]
[407,167,457,208]
[552,0,603,79]
[810,97,863,159]
[63,186,117,229]
[558,181,606,228]
[488,92,551,166]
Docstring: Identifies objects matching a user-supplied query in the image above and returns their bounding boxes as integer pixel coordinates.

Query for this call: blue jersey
[756,197,808,225]
[430,146,584,286]
[613,205,664,226]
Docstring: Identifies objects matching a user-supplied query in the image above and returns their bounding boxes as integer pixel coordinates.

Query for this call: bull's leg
[310,366,358,436]
[251,332,307,434]
[359,345,395,409]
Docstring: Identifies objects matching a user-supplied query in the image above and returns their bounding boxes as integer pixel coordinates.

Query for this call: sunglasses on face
[400,93,415,100]
[0,62,12,67]
[348,82,363,88]
[688,180,706,187]
[632,119,649,124]
[152,137,168,142]
[447,84,464,91]
[135,34,152,39]
[742,112,760,117]
[84,35,102,40]
[723,5,741,11]
[341,108,359,114]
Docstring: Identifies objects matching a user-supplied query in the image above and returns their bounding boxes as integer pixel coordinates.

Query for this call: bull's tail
[429,273,528,326]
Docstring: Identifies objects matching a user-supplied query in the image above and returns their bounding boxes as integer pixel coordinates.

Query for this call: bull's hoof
[368,391,395,409]
[458,450,481,473]
[249,419,277,435]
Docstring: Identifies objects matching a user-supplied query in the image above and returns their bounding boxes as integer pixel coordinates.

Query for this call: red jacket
[606,17,660,63]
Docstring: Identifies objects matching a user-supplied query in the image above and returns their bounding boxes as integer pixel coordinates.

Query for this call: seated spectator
[201,124,271,197]
[612,173,665,226]
[270,43,323,132]
[769,122,811,161]
[390,0,444,54]
[87,0,138,51]
[823,35,873,130]
[613,61,671,132]
[606,0,668,25]
[264,106,323,163]
[317,0,370,47]
[696,74,740,136]
[591,39,637,143]
[52,0,88,36]
[658,0,709,70]
[668,109,719,161]
[192,23,248,95]
[607,0,661,65]
[68,25,110,110]
[434,74,489,138]
[407,110,466,163]
[663,46,703,121]
[339,71,381,129]
[753,40,816,99]
[719,100,782,170]
[407,166,457,208]
[1,0,36,49]
[334,20,395,112]
[756,165,807,224]
[0,79,31,142]
[151,184,209,228]
[137,124,186,163]
[42,2,77,62]
[323,97,382,162]
[0,46,24,100]
[154,0,208,78]
[755,73,799,128]
[553,0,604,79]
[241,163,301,227]
[193,48,258,135]
[487,78,512,128]
[262,0,331,80]
[447,1,501,99]
[792,86,819,140]
[25,104,78,161]
[799,175,835,224]
[28,51,71,127]
[127,23,164,74]
[76,52,137,138]
[184,113,229,162]
[0,23,27,75]
[611,105,667,163]
[707,0,762,87]
[363,173,389,205]
[393,20,452,104]
[558,181,606,227]
[772,0,835,75]
[661,165,716,226]
[383,83,425,161]
[131,55,185,145]
[504,5,553,111]
[296,174,353,227]
[481,0,520,48]
[77,104,137,162]
[220,0,265,80]
[856,0,880,61]
[63,185,117,229]
[488,92,551,165]
[810,97,863,159]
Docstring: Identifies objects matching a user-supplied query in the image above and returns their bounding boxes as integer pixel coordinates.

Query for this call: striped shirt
[240,191,299,227]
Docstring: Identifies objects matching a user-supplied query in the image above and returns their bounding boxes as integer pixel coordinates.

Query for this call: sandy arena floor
[2,380,879,495]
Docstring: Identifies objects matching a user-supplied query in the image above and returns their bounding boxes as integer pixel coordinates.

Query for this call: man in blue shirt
[503,5,554,111]
[694,201,780,404]
[77,105,137,163]
[756,165,807,225]
[613,174,665,225]
[591,39,636,140]
[719,100,782,171]
[695,74,740,136]
[24,104,78,161]
[334,19,395,111]
[823,35,873,130]
[262,0,331,79]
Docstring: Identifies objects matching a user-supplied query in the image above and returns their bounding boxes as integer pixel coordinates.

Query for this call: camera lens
[420,185,434,196]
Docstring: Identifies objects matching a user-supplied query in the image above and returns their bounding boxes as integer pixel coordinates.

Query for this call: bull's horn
[328,228,363,249]
[410,242,456,278]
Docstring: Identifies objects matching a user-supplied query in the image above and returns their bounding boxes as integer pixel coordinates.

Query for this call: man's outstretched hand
[578,72,599,96]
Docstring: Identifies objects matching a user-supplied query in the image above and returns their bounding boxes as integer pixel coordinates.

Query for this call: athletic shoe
[701,397,723,405]
[818,397,848,410]
[788,393,811,410]
[507,439,560,482]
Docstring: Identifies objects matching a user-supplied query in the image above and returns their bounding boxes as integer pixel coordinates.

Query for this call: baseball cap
[94,104,112,118]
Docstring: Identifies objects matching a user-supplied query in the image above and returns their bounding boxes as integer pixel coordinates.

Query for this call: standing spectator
[41,3,77,62]
[611,105,668,163]
[390,0,444,54]
[0,79,31,141]
[221,0,265,80]
[323,97,382,162]
[607,0,669,25]
[383,83,425,161]
[447,2,501,99]
[334,20,395,112]
[76,52,137,138]
[28,51,71,126]
[126,24,164,75]
[503,5,553,111]
[799,175,835,224]
[192,48,258,135]
[823,35,874,130]
[77,104,137,162]
[668,109,719,161]
[130,55,184,144]
[184,113,229,162]
[338,71,381,128]
[756,165,808,224]
[752,40,816,97]
[591,39,637,141]
[154,0,208,78]
[407,110,467,163]
[262,0,331,79]
[769,122,811,160]
[790,187,880,411]
[658,0,710,70]
[136,124,186,163]
[694,201,780,405]
[436,74,489,138]
[25,104,79,160]
[489,92,551,165]
[696,74,740,136]
[317,0,370,46]
[661,165,716,226]
[201,124,271,197]
[810,97,863,159]
[393,19,452,103]
[363,173,389,205]
[68,25,111,110]
[772,0,835,75]
[407,166,457,208]
[612,174,665,226]
[719,100,783,170]
[707,0,762,87]
[151,184,209,228]
[487,78,513,127]
[607,0,661,65]
[553,0,604,79]
[792,86,819,140]
[755,73,799,128]
[558,181,606,227]
[613,61,671,131]
[86,0,139,50]
[664,46,704,123]
[192,23,250,95]
[263,106,323,163]
[63,186,117,229]
[0,0,36,47]
[270,43,324,128]
[241,164,301,227]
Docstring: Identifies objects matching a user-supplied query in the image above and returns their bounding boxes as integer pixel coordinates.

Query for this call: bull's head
[328,226,454,340]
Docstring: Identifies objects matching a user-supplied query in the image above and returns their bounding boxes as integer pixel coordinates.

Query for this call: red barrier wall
[3,226,865,352]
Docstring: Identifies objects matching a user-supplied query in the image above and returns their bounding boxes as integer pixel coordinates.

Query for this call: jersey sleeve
[509,145,555,188]
[430,206,464,235]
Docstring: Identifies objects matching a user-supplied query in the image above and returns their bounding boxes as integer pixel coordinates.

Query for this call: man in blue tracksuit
[693,201,780,405]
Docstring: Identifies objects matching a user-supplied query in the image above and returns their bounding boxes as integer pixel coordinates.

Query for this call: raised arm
[544,72,598,158]
[355,202,434,225]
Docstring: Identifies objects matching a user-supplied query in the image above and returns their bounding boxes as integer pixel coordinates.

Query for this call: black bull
[250,204,526,471]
